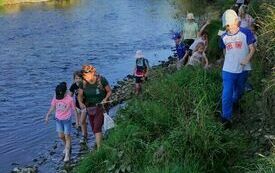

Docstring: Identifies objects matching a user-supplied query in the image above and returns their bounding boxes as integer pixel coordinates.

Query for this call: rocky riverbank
[11,55,179,173]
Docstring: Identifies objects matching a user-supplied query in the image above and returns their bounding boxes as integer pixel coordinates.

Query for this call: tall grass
[74,68,248,173]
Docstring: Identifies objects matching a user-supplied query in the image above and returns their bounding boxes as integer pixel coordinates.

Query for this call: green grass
[74,1,275,173]
[74,68,249,173]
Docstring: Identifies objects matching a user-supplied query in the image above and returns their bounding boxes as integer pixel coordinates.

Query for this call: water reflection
[0,0,81,14]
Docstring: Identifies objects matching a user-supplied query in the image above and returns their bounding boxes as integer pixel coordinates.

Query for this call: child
[187,42,209,68]
[45,82,77,162]
[133,50,149,95]
[172,32,189,69]
[189,20,210,55]
[69,71,88,143]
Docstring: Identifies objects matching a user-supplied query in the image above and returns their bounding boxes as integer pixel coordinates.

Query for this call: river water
[0,0,177,172]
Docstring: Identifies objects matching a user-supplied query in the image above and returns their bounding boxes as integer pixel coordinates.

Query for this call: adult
[172,32,189,69]
[182,13,199,47]
[78,65,112,148]
[133,50,149,95]
[220,9,256,127]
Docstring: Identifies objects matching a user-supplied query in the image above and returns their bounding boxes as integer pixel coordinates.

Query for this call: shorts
[87,106,104,133]
[135,76,144,83]
[76,107,87,115]
[56,118,72,135]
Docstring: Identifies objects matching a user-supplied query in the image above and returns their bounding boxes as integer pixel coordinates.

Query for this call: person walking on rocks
[78,65,112,148]
[133,50,149,95]
[69,71,88,143]
[45,82,77,162]
[220,9,255,127]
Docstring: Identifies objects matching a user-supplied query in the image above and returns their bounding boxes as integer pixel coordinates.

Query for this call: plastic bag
[103,112,115,131]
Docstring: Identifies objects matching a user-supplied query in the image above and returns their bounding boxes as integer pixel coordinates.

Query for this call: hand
[45,116,49,124]
[240,58,250,66]
[79,102,86,109]
[206,20,210,25]
[102,98,107,104]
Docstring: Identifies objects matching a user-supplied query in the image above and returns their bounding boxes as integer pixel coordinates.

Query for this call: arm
[71,101,78,121]
[45,106,55,124]
[144,60,150,77]
[197,20,210,37]
[78,88,86,109]
[102,85,112,103]
[69,91,74,97]
[133,67,136,76]
[240,44,255,65]
[182,51,189,65]
[203,54,209,67]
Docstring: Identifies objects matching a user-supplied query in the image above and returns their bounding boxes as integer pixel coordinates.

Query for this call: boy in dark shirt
[69,71,88,143]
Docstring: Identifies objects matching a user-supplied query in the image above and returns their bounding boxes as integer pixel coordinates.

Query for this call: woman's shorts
[135,76,144,83]
[76,107,87,115]
[56,118,72,135]
[87,106,104,133]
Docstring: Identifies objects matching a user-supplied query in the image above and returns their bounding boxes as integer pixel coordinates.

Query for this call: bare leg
[135,83,141,95]
[75,110,81,128]
[64,134,71,162]
[59,133,65,145]
[95,132,102,148]
[80,111,88,138]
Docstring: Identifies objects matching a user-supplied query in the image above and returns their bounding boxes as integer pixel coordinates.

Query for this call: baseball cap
[172,32,181,40]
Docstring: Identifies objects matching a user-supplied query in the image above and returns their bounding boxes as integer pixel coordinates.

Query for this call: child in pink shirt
[45,82,76,162]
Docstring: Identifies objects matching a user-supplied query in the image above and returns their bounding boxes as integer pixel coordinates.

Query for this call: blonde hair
[195,42,205,52]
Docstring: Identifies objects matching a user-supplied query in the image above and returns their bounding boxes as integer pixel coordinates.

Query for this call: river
[0,0,178,172]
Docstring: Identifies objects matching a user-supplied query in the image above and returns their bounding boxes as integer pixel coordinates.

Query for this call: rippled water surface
[0,0,177,172]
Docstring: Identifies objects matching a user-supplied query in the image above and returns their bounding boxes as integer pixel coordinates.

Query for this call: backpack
[135,58,149,77]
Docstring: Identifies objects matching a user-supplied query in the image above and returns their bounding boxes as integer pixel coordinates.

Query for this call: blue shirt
[176,42,189,60]
[220,27,256,73]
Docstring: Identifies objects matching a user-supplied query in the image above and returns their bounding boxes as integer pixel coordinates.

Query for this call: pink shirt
[51,95,75,120]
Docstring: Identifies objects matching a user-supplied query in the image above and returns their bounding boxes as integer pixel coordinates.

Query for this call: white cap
[187,13,195,20]
[135,50,144,58]
[222,9,238,27]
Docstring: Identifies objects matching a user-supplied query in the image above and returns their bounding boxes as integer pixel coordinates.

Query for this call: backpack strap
[82,75,103,90]
[96,75,104,90]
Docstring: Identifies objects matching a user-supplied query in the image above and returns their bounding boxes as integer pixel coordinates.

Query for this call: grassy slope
[75,0,275,172]
[75,68,249,173]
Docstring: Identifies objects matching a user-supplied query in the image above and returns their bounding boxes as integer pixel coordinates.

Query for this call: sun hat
[222,9,238,27]
[135,50,144,59]
[172,32,181,40]
[55,83,67,100]
[187,13,195,20]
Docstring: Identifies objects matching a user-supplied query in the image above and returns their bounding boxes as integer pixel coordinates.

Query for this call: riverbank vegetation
[74,0,274,172]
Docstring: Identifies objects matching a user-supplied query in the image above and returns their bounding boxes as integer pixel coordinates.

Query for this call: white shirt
[220,27,256,73]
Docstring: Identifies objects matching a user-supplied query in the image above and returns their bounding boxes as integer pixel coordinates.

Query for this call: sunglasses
[82,70,91,73]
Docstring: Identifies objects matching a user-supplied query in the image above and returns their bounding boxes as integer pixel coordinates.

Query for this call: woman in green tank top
[78,65,112,148]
